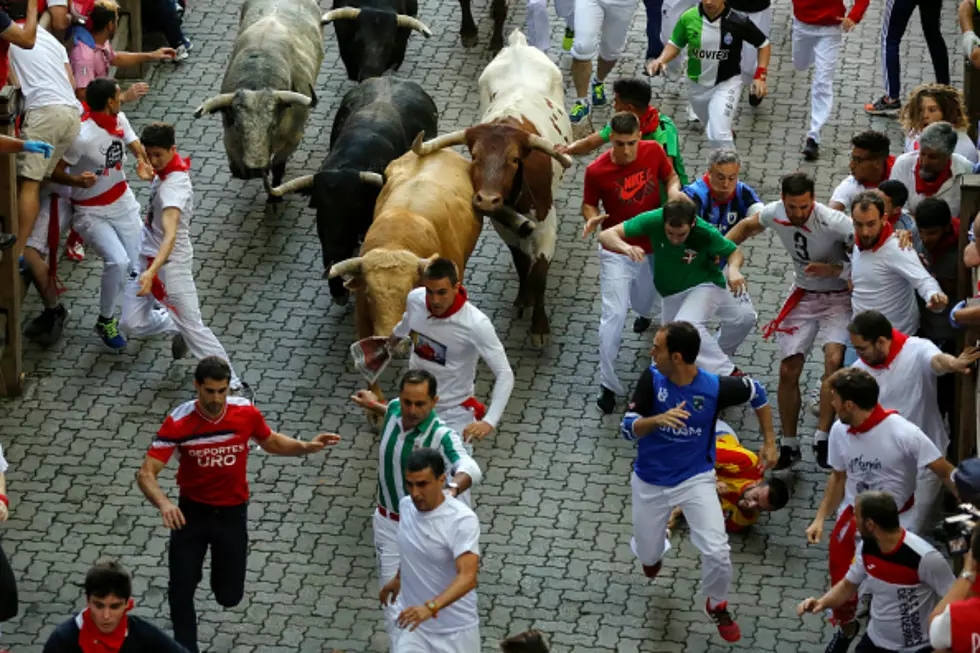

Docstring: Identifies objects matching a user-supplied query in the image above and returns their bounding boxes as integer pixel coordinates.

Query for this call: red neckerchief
[702,173,736,206]
[78,604,131,653]
[928,217,960,255]
[857,220,894,252]
[157,152,191,180]
[427,285,467,319]
[639,106,660,136]
[861,328,908,369]
[847,404,899,434]
[914,158,953,196]
[81,106,124,138]
[860,155,896,188]
[773,206,814,233]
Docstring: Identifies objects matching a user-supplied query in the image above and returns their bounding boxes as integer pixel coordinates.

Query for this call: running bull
[193,0,324,199]
[322,0,432,81]
[270,77,438,304]
[412,30,573,347]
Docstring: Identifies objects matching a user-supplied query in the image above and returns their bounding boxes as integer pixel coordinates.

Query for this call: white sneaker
[686,104,700,123]
[174,44,190,62]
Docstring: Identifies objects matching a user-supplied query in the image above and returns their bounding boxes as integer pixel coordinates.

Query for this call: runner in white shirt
[799,491,955,653]
[389,258,514,443]
[725,172,853,470]
[888,121,974,218]
[805,368,956,653]
[849,190,946,338]
[51,77,149,351]
[118,122,245,391]
[380,448,480,653]
[828,131,894,213]
[845,311,980,534]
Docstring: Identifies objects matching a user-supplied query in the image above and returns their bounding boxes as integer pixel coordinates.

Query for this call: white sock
[813,430,829,443]
[577,96,588,105]
[782,437,799,449]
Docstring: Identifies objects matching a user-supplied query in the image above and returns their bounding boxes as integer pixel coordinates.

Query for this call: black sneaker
[824,627,857,653]
[774,445,801,470]
[0,232,15,250]
[864,95,900,116]
[596,386,616,414]
[748,92,763,107]
[633,316,652,333]
[24,305,67,346]
[814,439,830,469]
[231,381,254,403]
[802,137,819,161]
[171,333,189,360]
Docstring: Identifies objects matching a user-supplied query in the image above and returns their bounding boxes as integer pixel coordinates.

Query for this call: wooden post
[0,86,23,398]
[113,0,144,80]
[957,175,980,461]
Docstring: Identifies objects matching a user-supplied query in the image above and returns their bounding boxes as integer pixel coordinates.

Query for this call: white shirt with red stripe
[828,407,942,520]
[889,152,974,218]
[846,530,954,652]
[141,169,194,265]
[148,396,272,506]
[852,332,948,453]
[758,201,853,292]
[61,113,137,205]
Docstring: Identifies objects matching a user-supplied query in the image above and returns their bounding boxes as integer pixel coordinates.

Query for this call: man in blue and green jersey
[598,197,755,376]
[647,0,771,150]
[351,369,482,653]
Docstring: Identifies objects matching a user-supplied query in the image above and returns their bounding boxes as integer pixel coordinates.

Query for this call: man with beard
[799,491,954,653]
[890,121,974,218]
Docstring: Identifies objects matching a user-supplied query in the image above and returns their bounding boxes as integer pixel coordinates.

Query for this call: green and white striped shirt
[376,399,482,514]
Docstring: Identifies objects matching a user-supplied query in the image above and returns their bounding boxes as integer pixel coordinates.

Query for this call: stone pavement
[0,0,966,651]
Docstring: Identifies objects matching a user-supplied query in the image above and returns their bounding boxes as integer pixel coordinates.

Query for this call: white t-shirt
[758,201,853,292]
[140,170,194,265]
[397,494,480,635]
[392,288,514,427]
[8,27,81,111]
[851,235,943,337]
[830,175,869,213]
[889,151,974,218]
[62,114,138,203]
[846,530,954,652]
[905,130,979,165]
[828,411,941,519]
[852,337,947,453]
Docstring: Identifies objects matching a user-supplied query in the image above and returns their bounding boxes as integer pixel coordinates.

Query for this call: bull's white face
[225,89,281,173]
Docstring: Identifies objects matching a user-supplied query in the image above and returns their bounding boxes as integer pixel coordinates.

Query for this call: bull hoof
[461,31,478,48]
[530,332,550,348]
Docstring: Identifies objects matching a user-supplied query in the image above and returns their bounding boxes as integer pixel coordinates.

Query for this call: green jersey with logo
[670,4,769,87]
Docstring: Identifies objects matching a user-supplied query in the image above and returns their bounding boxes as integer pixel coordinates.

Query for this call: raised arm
[724,212,765,245]
[0,0,38,49]
[258,431,341,456]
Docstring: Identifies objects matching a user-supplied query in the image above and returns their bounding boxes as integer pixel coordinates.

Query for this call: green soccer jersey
[670,4,769,87]
[622,209,737,297]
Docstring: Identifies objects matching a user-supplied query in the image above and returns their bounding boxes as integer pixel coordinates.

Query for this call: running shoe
[25,305,68,346]
[172,333,189,360]
[824,627,857,653]
[562,27,574,51]
[632,316,652,333]
[864,95,900,116]
[802,137,820,161]
[569,101,591,124]
[591,79,607,107]
[774,445,801,471]
[814,439,831,470]
[95,317,127,351]
[596,386,615,414]
[705,600,741,643]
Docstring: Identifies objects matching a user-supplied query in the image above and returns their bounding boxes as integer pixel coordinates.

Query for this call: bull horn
[527,134,573,169]
[269,174,315,196]
[417,254,439,275]
[193,93,235,118]
[328,257,365,279]
[395,14,432,37]
[273,91,314,108]
[359,171,385,187]
[412,130,467,157]
[321,7,361,23]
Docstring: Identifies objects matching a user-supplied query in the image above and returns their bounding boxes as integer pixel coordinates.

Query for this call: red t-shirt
[949,596,980,653]
[583,140,673,254]
[148,397,273,506]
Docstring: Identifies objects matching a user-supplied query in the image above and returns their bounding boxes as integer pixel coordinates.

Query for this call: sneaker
[864,95,900,116]
[591,79,607,107]
[705,600,741,643]
[562,27,574,51]
[596,386,616,414]
[802,137,820,161]
[824,627,857,653]
[64,237,85,262]
[231,381,254,403]
[632,316,652,333]
[0,232,15,250]
[814,439,830,470]
[748,92,763,107]
[24,305,67,346]
[95,317,127,351]
[569,101,591,124]
[171,333,189,360]
[730,367,745,377]
[774,445,801,470]
[174,43,190,62]
[686,104,700,123]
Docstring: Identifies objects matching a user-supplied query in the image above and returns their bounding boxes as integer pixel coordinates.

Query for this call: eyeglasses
[850,154,877,163]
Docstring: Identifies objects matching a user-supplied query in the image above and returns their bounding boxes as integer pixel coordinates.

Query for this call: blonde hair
[900,84,969,133]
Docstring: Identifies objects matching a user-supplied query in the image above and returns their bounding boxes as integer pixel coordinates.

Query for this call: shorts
[775,289,851,360]
[25,189,72,256]
[17,104,81,181]
[571,0,639,61]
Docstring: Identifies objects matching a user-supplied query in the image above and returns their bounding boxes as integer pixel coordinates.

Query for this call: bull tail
[507,30,527,48]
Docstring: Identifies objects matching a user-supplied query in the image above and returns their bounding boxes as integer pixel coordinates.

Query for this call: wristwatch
[961,570,977,583]
[447,482,460,497]
[425,600,440,618]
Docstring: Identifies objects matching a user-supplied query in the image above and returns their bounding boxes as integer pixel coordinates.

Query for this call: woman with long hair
[901,84,978,164]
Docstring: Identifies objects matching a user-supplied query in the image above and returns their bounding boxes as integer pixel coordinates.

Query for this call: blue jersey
[683,178,763,236]
[621,366,768,487]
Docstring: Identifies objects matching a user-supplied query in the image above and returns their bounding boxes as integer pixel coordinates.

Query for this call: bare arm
[828,200,847,212]
[961,0,976,33]
[0,0,38,49]
[807,470,846,543]
[757,43,771,70]
[145,208,179,275]
[931,348,980,375]
[128,140,150,169]
[724,213,765,245]
[926,457,959,499]
[0,135,27,154]
[46,5,69,34]
[664,170,681,199]
[50,159,97,189]
[659,42,681,65]
[432,552,479,611]
[753,402,778,469]
[559,132,605,156]
[597,223,640,259]
[257,431,341,457]
[112,47,177,68]
[964,242,980,267]
[136,455,186,529]
[799,578,861,615]
[930,553,976,624]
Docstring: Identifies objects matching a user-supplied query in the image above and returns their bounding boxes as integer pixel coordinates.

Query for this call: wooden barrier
[0,87,23,398]
[958,175,980,461]
[112,0,145,80]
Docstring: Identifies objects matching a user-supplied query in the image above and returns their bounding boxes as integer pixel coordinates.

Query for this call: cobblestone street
[0,0,967,650]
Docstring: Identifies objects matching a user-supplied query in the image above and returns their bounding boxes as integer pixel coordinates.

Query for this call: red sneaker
[730,367,745,377]
[64,229,85,261]
[705,600,741,642]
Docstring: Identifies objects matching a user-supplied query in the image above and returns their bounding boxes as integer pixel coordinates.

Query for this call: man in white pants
[51,77,147,351]
[846,311,979,534]
[599,198,755,376]
[117,122,245,391]
[567,0,639,125]
[621,321,776,643]
[725,172,854,471]
[792,0,870,161]
[389,258,514,444]
[380,447,481,653]
[581,111,680,414]
[352,371,480,652]
[730,0,772,106]
[647,0,771,150]
[526,0,575,53]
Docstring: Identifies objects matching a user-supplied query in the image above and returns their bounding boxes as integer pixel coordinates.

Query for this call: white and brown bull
[412,29,572,347]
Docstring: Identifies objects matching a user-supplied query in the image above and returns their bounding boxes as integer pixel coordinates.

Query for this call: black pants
[854,633,931,653]
[882,0,948,99]
[141,0,186,48]
[168,498,248,653]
